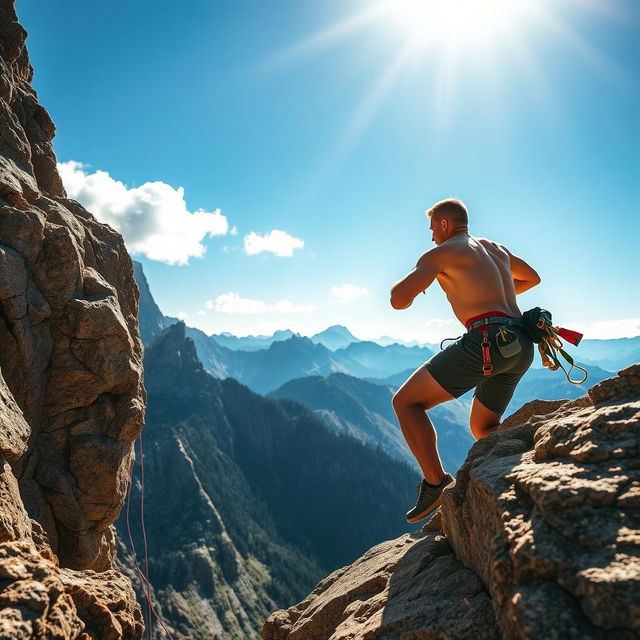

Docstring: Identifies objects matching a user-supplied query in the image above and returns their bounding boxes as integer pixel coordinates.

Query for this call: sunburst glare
[381,0,535,51]
[261,0,624,186]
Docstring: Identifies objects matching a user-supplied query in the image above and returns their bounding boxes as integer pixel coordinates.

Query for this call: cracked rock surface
[442,365,640,639]
[263,367,639,639]
[0,1,144,637]
[261,528,498,640]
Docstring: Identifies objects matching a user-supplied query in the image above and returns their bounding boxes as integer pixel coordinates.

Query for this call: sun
[380,0,534,52]
[262,0,614,173]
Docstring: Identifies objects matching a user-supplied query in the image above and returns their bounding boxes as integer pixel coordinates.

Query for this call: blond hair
[426,198,468,225]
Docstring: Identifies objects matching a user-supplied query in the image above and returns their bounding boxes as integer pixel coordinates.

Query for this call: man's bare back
[432,234,520,325]
[390,229,540,326]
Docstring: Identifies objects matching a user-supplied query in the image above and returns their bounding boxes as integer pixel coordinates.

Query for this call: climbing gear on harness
[496,326,522,358]
[514,307,588,384]
[439,335,461,350]
[480,327,493,376]
[465,311,514,377]
[442,309,586,383]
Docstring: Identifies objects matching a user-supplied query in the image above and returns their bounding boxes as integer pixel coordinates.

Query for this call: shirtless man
[390,198,540,523]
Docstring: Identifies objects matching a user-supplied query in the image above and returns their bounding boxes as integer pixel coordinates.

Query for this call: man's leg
[469,396,502,440]
[392,366,454,484]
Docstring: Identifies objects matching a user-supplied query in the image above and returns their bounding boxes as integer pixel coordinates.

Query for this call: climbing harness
[441,308,589,385]
[465,312,514,376]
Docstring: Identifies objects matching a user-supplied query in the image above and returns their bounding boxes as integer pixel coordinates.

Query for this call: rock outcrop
[261,529,499,640]
[0,1,144,637]
[262,365,640,639]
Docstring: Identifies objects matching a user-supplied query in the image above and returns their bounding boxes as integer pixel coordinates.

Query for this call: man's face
[429,216,447,245]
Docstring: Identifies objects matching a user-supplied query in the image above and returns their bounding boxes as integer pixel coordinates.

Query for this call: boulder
[261,528,498,640]
[263,367,640,639]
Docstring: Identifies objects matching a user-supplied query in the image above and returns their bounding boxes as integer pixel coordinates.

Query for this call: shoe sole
[406,496,443,523]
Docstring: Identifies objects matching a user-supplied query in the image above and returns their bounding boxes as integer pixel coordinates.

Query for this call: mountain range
[117,322,422,638]
[269,372,474,472]
[135,262,639,384]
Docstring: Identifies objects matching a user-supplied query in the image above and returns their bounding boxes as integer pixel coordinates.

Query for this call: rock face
[261,529,498,640]
[262,365,640,639]
[442,365,640,639]
[0,1,144,637]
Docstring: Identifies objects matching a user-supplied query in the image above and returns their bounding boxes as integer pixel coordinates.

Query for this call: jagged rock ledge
[261,364,640,639]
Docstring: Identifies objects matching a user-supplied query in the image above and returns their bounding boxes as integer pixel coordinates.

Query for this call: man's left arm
[390,249,442,310]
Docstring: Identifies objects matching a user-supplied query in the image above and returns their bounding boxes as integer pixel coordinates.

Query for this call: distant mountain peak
[273,329,296,339]
[310,325,359,351]
[133,260,176,344]
[317,324,356,336]
[145,321,205,381]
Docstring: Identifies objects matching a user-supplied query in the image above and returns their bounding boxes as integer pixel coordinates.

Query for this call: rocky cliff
[0,1,145,636]
[262,364,640,639]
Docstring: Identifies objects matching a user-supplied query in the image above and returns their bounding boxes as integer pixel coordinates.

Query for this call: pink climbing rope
[125,431,176,640]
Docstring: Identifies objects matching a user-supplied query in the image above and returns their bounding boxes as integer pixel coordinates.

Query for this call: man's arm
[503,246,541,294]
[390,249,442,309]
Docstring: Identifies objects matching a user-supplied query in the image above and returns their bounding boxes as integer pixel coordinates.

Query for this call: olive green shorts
[424,324,534,414]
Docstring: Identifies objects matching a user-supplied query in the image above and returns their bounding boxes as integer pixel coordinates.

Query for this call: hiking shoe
[406,473,455,523]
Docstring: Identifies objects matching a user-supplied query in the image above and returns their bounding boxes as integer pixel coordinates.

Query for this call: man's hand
[503,246,541,294]
[390,249,442,310]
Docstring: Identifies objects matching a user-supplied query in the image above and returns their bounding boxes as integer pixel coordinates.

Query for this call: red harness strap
[464,310,512,330]
[480,327,493,376]
[465,311,509,377]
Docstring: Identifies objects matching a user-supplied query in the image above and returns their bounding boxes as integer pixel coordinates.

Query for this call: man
[390,198,540,523]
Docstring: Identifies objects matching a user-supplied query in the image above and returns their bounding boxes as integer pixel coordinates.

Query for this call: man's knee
[392,388,431,413]
[469,417,501,440]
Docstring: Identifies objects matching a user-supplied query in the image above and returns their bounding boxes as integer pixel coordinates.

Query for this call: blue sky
[19,0,640,341]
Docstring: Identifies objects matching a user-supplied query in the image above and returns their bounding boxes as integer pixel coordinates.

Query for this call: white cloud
[564,317,640,340]
[58,161,228,265]
[176,310,190,320]
[214,292,315,315]
[330,283,369,303]
[230,225,239,236]
[196,310,206,316]
[272,300,315,313]
[204,300,214,310]
[243,229,304,257]
[215,293,267,315]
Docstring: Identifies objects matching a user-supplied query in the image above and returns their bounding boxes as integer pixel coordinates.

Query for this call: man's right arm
[389,248,443,309]
[503,246,541,294]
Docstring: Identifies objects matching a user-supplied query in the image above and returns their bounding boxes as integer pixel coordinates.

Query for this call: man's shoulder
[476,236,510,253]
[416,244,448,264]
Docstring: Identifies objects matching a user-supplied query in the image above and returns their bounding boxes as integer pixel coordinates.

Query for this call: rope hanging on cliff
[125,432,176,640]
